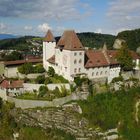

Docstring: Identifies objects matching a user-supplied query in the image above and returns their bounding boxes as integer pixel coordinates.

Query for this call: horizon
[0,0,140,36]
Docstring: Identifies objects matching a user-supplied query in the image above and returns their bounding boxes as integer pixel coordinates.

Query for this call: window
[79,59,82,63]
[79,68,81,72]
[74,59,77,64]
[105,71,107,74]
[79,52,82,55]
[74,52,77,56]
[96,72,98,76]
[100,71,103,75]
[74,68,77,73]
[92,72,94,76]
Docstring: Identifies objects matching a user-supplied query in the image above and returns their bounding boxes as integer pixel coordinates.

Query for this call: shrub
[18,63,34,74]
[35,75,45,84]
[111,76,124,83]
[47,67,55,77]
[38,86,48,97]
[34,64,45,73]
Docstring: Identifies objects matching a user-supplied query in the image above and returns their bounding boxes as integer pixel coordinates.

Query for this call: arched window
[100,71,103,75]
[96,72,98,76]
[92,72,94,76]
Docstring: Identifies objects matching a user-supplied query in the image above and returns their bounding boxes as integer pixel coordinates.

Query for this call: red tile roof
[56,30,84,51]
[85,48,140,68]
[85,50,109,68]
[0,80,23,89]
[47,55,55,64]
[44,30,55,42]
[4,58,42,66]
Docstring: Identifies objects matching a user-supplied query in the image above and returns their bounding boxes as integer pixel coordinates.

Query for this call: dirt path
[135,99,140,123]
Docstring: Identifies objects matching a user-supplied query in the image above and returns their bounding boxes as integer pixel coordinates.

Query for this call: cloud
[0,22,7,30]
[107,0,140,29]
[24,26,32,31]
[0,0,93,21]
[95,28,102,34]
[38,23,51,32]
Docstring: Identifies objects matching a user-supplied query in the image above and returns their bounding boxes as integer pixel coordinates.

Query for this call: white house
[43,30,140,83]
[0,80,24,100]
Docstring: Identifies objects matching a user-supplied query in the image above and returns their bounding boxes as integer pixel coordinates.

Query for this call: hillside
[0,28,140,51]
[0,36,42,51]
[117,28,140,51]
[77,32,115,49]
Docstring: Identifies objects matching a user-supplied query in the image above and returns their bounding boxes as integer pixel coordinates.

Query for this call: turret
[43,30,56,70]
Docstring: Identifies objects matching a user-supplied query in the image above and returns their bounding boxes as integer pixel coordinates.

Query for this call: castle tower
[43,30,56,70]
[55,30,85,80]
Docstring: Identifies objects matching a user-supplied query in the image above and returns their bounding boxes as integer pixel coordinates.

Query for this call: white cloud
[107,0,140,30]
[96,28,102,34]
[0,22,7,30]
[0,0,93,21]
[24,26,32,31]
[38,23,52,32]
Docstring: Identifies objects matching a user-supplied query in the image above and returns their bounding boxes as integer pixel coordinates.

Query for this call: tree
[18,63,34,74]
[47,67,55,77]
[4,51,23,61]
[38,86,48,97]
[34,64,45,73]
[35,75,45,84]
[116,42,134,71]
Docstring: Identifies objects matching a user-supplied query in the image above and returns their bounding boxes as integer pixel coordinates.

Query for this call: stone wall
[4,66,44,79]
[23,83,70,93]
[7,91,88,109]
[0,89,7,100]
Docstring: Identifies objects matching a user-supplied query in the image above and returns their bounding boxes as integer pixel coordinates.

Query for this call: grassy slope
[78,87,140,140]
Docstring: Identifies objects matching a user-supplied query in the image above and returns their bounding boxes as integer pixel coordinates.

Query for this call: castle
[43,30,140,83]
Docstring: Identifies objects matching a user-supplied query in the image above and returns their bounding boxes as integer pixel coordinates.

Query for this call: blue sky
[0,0,140,36]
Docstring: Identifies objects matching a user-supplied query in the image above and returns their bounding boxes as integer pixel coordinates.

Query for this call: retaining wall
[7,92,88,109]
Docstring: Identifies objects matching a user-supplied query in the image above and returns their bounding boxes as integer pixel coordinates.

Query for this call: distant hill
[77,33,115,49]
[1,28,140,51]
[117,28,140,51]
[0,36,41,50]
[0,34,17,40]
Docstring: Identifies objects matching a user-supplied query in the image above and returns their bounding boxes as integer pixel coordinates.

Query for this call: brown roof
[106,50,119,65]
[44,30,55,42]
[56,30,84,51]
[47,55,55,64]
[85,50,109,68]
[106,50,140,60]
[0,80,23,89]
[4,58,42,66]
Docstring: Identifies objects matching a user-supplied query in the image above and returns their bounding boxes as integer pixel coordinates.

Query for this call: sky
[0,0,140,36]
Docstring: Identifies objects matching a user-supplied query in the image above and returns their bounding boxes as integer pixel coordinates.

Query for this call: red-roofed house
[0,80,24,100]
[43,30,140,83]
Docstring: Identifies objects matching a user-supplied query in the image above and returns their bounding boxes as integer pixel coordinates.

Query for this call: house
[43,30,140,83]
[0,80,24,100]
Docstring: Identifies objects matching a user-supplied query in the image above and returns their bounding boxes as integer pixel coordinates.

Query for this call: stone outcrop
[11,103,119,140]
[11,103,100,139]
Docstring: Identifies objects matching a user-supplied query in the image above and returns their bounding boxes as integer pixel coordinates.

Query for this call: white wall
[43,41,56,71]
[86,66,109,80]
[0,89,7,100]
[55,49,85,81]
[108,66,120,83]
